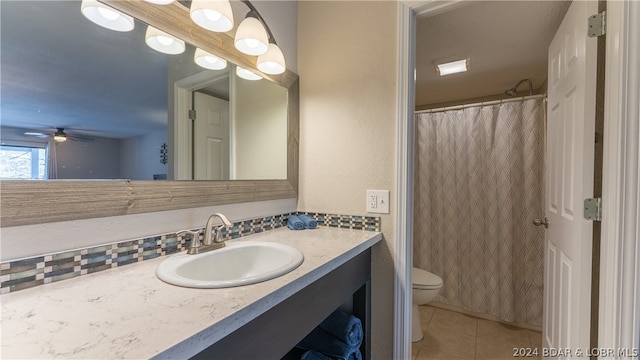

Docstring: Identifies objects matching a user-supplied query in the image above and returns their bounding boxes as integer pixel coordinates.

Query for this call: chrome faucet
[203,213,232,246]
[177,213,233,255]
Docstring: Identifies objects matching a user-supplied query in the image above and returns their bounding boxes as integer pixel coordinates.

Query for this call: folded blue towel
[298,214,318,229]
[297,327,362,360]
[301,350,334,360]
[319,310,363,347]
[287,215,305,230]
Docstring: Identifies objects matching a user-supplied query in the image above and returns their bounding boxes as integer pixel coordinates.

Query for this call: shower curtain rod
[415,94,547,114]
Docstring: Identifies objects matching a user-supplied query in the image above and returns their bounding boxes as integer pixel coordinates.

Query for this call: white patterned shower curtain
[414,98,545,325]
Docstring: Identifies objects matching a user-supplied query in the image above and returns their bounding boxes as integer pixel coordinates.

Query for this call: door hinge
[188,110,196,120]
[584,198,602,221]
[588,11,606,38]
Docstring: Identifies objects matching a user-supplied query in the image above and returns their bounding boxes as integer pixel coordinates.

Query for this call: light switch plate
[366,190,390,214]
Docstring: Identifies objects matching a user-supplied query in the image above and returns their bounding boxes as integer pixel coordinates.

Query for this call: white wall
[120,130,168,180]
[54,138,121,179]
[232,77,288,179]
[298,2,398,358]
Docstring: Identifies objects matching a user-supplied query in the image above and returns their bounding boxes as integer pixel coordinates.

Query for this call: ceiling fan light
[53,129,68,143]
[145,26,185,55]
[236,67,262,81]
[234,15,269,56]
[194,48,227,70]
[436,58,469,76]
[257,43,286,75]
[190,0,234,32]
[81,0,134,32]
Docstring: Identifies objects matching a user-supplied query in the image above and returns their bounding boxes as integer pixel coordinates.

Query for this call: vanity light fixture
[436,58,470,76]
[80,0,134,32]
[86,0,287,74]
[234,11,269,56]
[145,26,185,55]
[194,48,228,70]
[190,0,234,33]
[236,66,263,81]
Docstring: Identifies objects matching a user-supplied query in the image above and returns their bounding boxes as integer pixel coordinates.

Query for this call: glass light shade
[144,0,175,4]
[436,59,469,76]
[53,129,67,143]
[190,0,234,32]
[236,67,263,81]
[194,48,227,70]
[234,16,269,56]
[145,26,185,55]
[80,0,134,32]
[257,44,286,75]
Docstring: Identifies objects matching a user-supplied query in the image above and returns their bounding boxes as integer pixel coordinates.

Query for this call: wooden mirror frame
[0,0,299,227]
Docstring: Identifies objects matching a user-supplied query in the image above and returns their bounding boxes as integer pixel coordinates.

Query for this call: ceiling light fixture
[194,48,228,70]
[80,0,134,32]
[53,128,68,143]
[436,59,470,76]
[190,0,234,32]
[236,66,263,81]
[145,26,185,55]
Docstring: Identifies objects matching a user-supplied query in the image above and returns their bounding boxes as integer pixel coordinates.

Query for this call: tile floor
[411,305,542,360]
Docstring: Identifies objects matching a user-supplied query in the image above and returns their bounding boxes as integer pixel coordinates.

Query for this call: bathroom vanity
[0,227,381,359]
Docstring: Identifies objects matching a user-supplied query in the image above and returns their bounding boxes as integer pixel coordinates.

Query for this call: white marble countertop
[1,227,382,359]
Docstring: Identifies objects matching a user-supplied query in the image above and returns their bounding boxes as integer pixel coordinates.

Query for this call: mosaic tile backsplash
[0,212,380,294]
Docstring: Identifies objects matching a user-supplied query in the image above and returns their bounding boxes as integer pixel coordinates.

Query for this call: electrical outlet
[369,193,378,209]
[366,190,389,214]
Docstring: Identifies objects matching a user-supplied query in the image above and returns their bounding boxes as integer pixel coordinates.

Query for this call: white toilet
[412,267,443,342]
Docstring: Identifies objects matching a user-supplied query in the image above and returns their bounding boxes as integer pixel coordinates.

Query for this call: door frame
[394,1,640,358]
[598,0,640,352]
[172,71,230,180]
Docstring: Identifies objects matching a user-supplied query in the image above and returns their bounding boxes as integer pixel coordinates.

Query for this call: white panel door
[193,92,230,180]
[544,0,597,357]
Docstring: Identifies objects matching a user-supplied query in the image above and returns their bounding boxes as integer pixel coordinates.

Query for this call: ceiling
[1,1,572,137]
[0,1,228,140]
[415,0,571,109]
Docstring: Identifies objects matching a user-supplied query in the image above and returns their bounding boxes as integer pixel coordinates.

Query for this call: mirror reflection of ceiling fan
[23,128,95,143]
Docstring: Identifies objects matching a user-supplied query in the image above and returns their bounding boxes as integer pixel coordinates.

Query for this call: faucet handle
[176,230,204,253]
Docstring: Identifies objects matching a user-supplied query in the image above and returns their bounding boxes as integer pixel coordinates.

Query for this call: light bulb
[257,43,286,75]
[234,16,269,56]
[97,7,119,21]
[157,36,174,46]
[236,67,262,81]
[81,0,134,32]
[194,48,227,70]
[145,26,185,55]
[190,0,234,32]
[203,9,222,21]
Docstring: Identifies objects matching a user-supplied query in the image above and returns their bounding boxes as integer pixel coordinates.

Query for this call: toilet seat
[412,267,443,290]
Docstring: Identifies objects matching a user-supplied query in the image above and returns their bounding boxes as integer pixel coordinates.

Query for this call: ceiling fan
[23,128,95,143]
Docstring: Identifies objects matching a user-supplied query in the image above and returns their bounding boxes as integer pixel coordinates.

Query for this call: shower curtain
[414,98,545,325]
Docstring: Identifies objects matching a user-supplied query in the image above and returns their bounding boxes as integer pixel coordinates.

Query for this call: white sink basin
[156,241,304,288]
